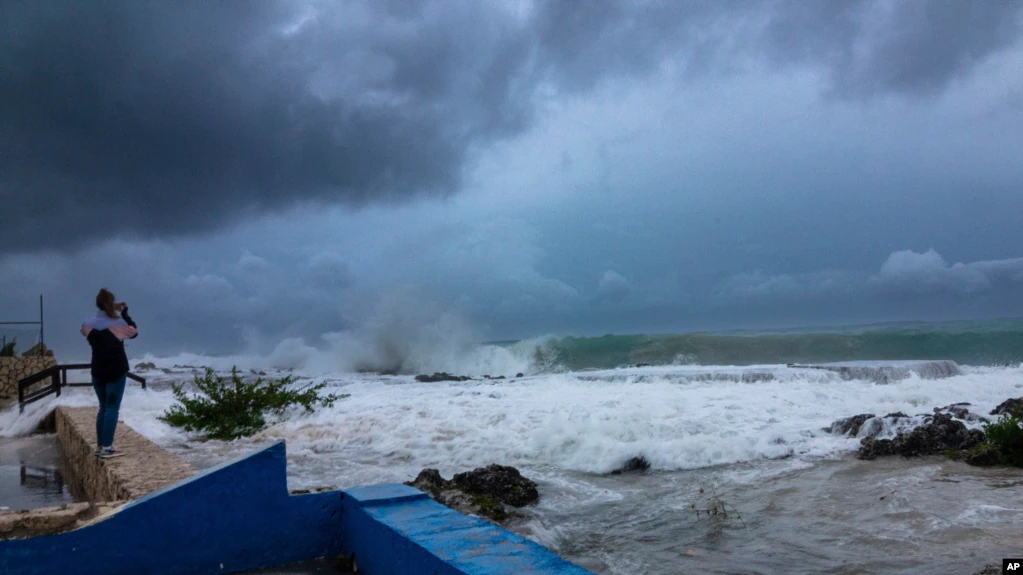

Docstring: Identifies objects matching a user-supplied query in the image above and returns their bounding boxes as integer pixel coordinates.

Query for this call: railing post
[53,371,61,398]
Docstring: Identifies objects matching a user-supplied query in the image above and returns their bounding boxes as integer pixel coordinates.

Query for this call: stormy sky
[2,0,1023,363]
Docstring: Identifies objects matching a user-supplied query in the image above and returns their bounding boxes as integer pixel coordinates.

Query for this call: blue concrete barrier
[341,483,593,574]
[2,440,593,575]
[0,441,342,575]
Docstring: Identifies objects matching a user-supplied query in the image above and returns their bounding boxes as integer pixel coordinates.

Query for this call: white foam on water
[3,363,1020,487]
[196,363,1023,485]
[0,384,184,442]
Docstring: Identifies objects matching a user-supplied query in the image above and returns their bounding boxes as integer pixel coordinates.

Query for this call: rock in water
[856,413,985,460]
[827,414,876,437]
[407,469,447,495]
[990,397,1023,416]
[609,456,651,474]
[405,465,539,523]
[452,464,539,507]
[964,444,1001,467]
[414,372,473,383]
[934,402,989,423]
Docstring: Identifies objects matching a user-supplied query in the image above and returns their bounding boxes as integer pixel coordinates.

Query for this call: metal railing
[18,364,146,413]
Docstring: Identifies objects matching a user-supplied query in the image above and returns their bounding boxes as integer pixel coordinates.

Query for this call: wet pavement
[0,434,76,511]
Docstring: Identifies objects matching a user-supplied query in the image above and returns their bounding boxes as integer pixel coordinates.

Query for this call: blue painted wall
[0,441,343,575]
[1,440,594,575]
[341,483,593,575]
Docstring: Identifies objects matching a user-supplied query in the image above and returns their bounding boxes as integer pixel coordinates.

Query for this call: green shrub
[982,409,1023,468]
[160,367,347,440]
[0,337,15,357]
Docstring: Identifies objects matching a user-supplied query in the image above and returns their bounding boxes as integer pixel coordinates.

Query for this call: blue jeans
[93,375,126,448]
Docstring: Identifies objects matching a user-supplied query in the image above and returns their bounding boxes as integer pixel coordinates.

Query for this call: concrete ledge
[55,406,196,501]
[0,502,126,540]
[342,483,593,575]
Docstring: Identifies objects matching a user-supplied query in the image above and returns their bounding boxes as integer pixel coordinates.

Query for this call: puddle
[0,434,77,511]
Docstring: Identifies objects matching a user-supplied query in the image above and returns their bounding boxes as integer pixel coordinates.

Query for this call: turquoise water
[528,318,1023,370]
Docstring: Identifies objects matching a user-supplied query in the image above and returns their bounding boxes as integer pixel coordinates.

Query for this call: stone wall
[0,356,57,405]
[55,407,196,502]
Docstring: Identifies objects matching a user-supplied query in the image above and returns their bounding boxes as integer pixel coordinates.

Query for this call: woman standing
[80,288,138,458]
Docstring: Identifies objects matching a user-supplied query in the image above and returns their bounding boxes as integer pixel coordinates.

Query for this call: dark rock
[414,372,473,383]
[452,464,539,508]
[494,375,505,380]
[857,437,894,460]
[936,403,989,424]
[608,456,651,475]
[970,564,1003,575]
[828,414,876,437]
[134,361,156,370]
[990,397,1023,416]
[405,465,538,523]
[406,469,446,496]
[741,371,776,383]
[963,444,1001,467]
[884,412,910,419]
[515,373,524,378]
[856,413,985,460]
[635,363,651,367]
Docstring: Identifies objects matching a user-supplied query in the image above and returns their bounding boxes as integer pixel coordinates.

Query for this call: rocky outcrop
[828,414,875,437]
[934,402,989,423]
[991,397,1023,416]
[414,372,473,383]
[826,412,915,439]
[970,565,1002,575]
[405,465,539,523]
[451,464,539,508]
[609,456,651,474]
[857,413,986,461]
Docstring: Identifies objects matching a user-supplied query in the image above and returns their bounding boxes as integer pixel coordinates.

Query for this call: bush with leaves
[160,367,347,440]
[982,409,1023,468]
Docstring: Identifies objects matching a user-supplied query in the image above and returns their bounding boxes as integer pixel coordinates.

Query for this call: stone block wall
[55,407,196,502]
[0,356,57,405]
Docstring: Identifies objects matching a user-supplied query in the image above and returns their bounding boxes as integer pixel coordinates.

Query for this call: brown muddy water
[520,455,1021,575]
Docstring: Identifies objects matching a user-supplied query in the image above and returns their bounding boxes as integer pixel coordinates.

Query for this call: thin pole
[39,294,44,347]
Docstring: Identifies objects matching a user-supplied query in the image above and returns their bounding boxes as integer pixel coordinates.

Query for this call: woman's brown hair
[96,289,118,319]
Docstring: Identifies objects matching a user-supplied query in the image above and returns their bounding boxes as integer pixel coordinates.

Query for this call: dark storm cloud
[3,0,1021,253]
[1,0,534,251]
[765,1,1023,95]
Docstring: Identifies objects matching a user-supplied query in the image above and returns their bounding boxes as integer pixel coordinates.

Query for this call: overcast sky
[2,0,1023,361]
